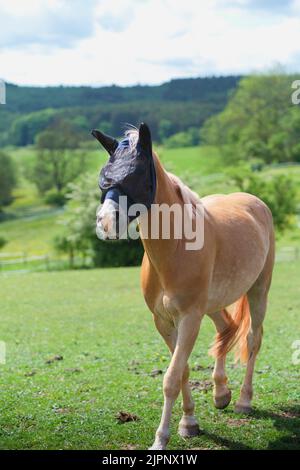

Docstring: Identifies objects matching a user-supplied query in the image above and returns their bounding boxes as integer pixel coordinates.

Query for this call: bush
[0,236,7,250]
[0,151,17,210]
[45,191,66,207]
[228,166,298,232]
[164,128,200,148]
[91,237,144,268]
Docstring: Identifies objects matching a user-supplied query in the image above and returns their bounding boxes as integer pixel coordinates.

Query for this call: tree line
[0,76,240,147]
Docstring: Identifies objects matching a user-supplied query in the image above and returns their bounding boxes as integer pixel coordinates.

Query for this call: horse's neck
[139,154,186,272]
[153,155,182,206]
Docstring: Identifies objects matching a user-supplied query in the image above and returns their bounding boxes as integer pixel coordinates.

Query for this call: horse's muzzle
[96,190,128,240]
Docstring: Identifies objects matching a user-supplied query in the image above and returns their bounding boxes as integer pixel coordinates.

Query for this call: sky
[0,0,300,87]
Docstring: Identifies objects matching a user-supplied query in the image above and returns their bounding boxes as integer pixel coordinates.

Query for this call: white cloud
[0,0,98,48]
[0,0,299,86]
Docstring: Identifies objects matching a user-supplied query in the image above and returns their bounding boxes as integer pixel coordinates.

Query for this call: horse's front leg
[178,363,200,438]
[150,311,202,450]
[153,316,200,442]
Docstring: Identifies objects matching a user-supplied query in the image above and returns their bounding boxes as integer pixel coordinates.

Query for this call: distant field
[1,144,300,260]
[0,212,61,257]
[0,262,299,449]
[159,145,223,175]
[8,143,223,179]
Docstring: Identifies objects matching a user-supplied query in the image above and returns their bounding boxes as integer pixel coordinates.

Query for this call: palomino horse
[93,123,275,450]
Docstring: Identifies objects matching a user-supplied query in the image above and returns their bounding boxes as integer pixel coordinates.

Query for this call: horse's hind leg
[234,292,265,413]
[208,311,232,409]
[153,315,200,442]
[235,251,274,414]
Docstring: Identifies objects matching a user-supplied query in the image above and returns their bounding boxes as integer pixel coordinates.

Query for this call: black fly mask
[92,123,156,222]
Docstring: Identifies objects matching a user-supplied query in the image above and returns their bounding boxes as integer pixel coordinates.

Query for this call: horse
[92,123,275,450]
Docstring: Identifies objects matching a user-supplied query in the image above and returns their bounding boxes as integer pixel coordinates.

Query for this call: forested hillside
[0,76,240,146]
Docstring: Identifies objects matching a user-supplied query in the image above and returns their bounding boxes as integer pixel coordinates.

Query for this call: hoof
[148,443,166,450]
[149,434,169,450]
[234,403,252,414]
[178,423,200,438]
[214,390,232,409]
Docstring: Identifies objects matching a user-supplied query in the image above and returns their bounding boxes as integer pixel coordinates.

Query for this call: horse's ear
[91,129,118,156]
[138,122,152,154]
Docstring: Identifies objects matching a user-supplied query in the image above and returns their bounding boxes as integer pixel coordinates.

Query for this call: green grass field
[0,262,299,450]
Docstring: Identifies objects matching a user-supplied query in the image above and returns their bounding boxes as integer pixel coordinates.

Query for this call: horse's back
[202,192,273,236]
[202,191,270,213]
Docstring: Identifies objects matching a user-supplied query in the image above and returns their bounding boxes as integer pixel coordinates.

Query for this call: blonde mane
[167,172,202,208]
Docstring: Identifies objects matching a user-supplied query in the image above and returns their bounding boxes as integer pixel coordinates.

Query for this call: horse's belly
[206,251,267,313]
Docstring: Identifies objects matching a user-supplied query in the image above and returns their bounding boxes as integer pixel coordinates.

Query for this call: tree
[164,128,200,148]
[4,76,240,147]
[54,174,96,265]
[158,119,174,141]
[268,107,300,163]
[9,108,57,146]
[202,73,299,164]
[0,236,7,249]
[228,165,298,232]
[54,234,80,268]
[29,119,87,204]
[0,151,17,211]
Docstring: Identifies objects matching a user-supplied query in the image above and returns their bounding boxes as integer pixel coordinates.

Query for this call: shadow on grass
[195,403,300,450]
[198,428,252,450]
[250,404,300,450]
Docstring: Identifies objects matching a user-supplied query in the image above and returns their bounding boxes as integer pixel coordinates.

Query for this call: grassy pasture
[0,261,299,450]
[8,144,223,177]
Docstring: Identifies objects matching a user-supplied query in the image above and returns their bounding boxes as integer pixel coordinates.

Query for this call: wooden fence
[0,246,299,273]
[275,246,300,263]
[0,252,51,272]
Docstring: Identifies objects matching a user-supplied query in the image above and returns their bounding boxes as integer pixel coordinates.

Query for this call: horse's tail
[209,295,251,364]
